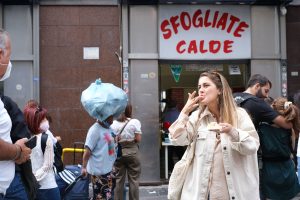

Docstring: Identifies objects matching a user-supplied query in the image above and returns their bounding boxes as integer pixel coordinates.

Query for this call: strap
[119,119,131,136]
[41,132,48,154]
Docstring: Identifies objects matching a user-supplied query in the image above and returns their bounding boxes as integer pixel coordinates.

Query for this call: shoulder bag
[117,119,131,158]
[167,135,197,200]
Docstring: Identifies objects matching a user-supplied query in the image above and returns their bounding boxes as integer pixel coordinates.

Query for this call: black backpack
[41,132,64,173]
[233,92,255,106]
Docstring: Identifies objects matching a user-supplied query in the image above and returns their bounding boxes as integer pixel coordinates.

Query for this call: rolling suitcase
[60,142,90,200]
[62,165,89,200]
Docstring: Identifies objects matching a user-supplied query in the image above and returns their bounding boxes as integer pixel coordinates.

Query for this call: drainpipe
[120,1,129,95]
[278,4,288,98]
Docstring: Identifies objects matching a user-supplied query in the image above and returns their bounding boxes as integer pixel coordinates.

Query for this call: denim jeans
[4,172,28,200]
[36,187,60,200]
[297,157,300,183]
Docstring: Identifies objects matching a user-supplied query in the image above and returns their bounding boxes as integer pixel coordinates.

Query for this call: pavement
[89,183,300,200]
[88,183,169,200]
[132,185,168,200]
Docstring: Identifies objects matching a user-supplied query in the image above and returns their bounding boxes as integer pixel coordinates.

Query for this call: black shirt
[234,92,278,129]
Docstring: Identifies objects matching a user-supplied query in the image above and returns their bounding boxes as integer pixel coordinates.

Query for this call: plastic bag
[81,79,128,122]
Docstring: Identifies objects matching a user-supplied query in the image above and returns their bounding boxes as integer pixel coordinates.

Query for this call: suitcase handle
[73,142,85,165]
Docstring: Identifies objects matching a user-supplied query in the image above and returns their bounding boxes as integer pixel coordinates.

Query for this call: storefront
[121,2,289,183]
[1,0,291,184]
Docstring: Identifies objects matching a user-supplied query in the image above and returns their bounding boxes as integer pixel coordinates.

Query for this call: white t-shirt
[0,99,15,194]
[85,123,116,175]
[31,133,57,189]
[111,118,142,141]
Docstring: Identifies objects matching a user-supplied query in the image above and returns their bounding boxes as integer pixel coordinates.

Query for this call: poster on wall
[159,5,251,60]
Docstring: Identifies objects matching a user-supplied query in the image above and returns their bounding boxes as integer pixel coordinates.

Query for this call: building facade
[121,0,291,182]
[0,0,293,183]
[287,1,300,97]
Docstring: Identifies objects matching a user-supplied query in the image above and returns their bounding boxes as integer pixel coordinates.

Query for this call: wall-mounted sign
[228,65,241,75]
[170,64,182,82]
[185,64,223,71]
[281,60,287,97]
[83,47,99,60]
[159,5,251,60]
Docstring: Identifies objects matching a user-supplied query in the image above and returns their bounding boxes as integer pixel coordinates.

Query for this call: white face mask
[0,61,12,81]
[40,120,50,132]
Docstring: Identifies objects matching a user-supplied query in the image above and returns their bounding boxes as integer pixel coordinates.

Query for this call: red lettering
[192,9,203,27]
[160,20,172,39]
[199,40,208,53]
[170,16,180,35]
[176,40,186,54]
[175,40,234,55]
[234,21,249,37]
[204,10,211,27]
[188,40,198,54]
[209,40,221,54]
[212,11,219,28]
[180,12,191,31]
[160,9,248,40]
[224,40,233,53]
[227,15,240,34]
[216,13,228,30]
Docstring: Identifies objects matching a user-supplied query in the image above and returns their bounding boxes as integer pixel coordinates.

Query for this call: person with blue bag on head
[80,79,128,200]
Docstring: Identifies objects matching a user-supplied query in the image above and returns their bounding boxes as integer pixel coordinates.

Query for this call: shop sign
[170,64,182,82]
[159,5,251,60]
[185,64,223,71]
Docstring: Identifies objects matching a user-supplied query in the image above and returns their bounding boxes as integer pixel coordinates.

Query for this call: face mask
[0,61,12,81]
[40,120,50,132]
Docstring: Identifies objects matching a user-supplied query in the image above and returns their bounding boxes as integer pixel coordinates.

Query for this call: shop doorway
[159,60,250,179]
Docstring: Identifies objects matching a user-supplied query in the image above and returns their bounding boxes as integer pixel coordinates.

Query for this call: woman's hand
[182,91,201,115]
[219,123,233,133]
[55,136,62,142]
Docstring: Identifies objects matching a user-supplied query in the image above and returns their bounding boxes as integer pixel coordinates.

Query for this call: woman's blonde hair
[199,70,238,127]
[272,97,300,135]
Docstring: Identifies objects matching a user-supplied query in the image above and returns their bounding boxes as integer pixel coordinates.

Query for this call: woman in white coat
[169,70,260,200]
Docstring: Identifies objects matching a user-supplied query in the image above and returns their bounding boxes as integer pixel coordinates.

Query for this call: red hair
[24,104,47,134]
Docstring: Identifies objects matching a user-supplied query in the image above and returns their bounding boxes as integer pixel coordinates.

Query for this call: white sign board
[83,47,99,60]
[159,5,251,60]
[228,65,241,75]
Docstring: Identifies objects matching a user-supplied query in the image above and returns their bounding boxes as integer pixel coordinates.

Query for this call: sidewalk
[136,185,168,200]
[89,183,169,200]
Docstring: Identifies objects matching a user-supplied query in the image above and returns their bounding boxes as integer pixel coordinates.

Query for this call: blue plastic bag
[81,79,128,122]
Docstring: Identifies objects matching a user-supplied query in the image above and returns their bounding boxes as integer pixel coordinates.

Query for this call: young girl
[81,115,116,200]
[23,104,60,200]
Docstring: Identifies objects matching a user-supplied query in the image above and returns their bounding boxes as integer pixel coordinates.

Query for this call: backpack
[233,92,255,106]
[0,94,39,200]
[41,132,64,172]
